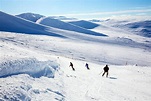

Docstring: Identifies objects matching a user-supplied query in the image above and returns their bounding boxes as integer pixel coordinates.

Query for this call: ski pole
[99,71,103,75]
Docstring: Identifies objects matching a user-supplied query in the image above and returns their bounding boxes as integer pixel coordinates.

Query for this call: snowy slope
[0,11,64,37]
[0,31,151,101]
[0,11,151,101]
[122,20,151,37]
[0,11,108,40]
[36,17,106,36]
[68,20,99,29]
[93,19,151,38]
[16,13,44,22]
[91,19,151,46]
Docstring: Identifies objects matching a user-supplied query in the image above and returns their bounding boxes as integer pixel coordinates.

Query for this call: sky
[0,0,151,20]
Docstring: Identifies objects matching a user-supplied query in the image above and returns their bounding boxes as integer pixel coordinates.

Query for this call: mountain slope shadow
[69,20,99,29]
[37,17,107,37]
[0,11,64,38]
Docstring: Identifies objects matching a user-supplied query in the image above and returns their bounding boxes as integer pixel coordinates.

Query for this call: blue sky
[1,0,151,19]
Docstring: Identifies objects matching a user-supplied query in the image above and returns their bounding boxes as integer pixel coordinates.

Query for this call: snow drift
[0,58,59,78]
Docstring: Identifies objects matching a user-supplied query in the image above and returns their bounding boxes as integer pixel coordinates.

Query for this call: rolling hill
[36,17,106,36]
[69,20,99,29]
[0,11,63,37]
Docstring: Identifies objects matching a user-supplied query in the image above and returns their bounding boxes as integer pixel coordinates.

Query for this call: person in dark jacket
[69,62,75,71]
[85,63,90,70]
[102,65,109,77]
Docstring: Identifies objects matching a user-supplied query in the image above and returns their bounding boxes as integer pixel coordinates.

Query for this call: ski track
[0,32,151,101]
[0,14,151,100]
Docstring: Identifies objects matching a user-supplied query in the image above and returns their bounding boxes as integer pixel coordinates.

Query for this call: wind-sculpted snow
[0,11,63,37]
[0,58,59,78]
[0,79,32,101]
[36,17,107,36]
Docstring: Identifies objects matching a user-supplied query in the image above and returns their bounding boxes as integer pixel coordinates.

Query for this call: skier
[102,65,109,77]
[85,63,90,70]
[69,62,75,71]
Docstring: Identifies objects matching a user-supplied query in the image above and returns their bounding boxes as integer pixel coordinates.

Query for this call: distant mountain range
[0,11,106,38]
[110,20,151,38]
[124,21,151,37]
[0,11,63,37]
[1,12,151,38]
[99,19,151,38]
[36,17,104,36]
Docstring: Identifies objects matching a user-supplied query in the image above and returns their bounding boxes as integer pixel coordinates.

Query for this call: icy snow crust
[0,58,58,78]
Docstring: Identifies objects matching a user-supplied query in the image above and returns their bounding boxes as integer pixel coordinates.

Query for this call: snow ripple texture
[0,58,59,78]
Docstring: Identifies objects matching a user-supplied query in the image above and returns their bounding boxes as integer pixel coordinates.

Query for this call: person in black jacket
[102,65,109,77]
[69,62,75,71]
[85,63,90,70]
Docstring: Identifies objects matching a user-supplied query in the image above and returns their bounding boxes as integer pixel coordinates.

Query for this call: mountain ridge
[16,12,44,22]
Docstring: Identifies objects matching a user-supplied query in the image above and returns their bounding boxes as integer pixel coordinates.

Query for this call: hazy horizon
[1,0,151,20]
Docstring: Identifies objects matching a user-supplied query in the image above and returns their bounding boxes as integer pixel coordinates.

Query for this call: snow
[49,16,77,21]
[0,58,58,78]
[0,11,151,101]
[36,17,106,36]
[16,13,44,22]
[0,11,65,38]
[92,19,151,38]
[123,20,151,37]
[0,54,151,101]
[68,20,99,29]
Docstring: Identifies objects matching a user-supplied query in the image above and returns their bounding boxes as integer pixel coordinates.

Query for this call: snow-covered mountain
[0,11,63,37]
[96,19,151,38]
[16,13,44,22]
[0,11,151,101]
[123,20,151,37]
[68,20,99,29]
[7,11,107,37]
[36,17,106,36]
